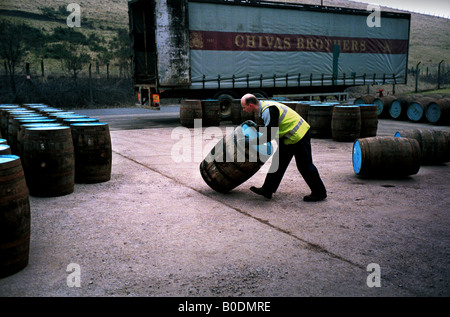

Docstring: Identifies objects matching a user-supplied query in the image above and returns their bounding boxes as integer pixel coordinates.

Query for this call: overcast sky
[350,0,450,18]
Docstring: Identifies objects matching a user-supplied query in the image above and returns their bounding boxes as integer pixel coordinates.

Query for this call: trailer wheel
[214,91,237,120]
[250,90,268,99]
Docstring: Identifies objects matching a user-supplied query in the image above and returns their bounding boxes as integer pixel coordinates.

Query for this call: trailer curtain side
[188,1,410,89]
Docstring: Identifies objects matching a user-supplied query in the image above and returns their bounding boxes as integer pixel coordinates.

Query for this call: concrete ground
[0,104,449,297]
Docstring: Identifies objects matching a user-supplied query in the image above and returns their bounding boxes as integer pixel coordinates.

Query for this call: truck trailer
[128,0,410,117]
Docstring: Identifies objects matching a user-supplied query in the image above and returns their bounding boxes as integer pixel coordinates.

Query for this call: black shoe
[250,186,272,199]
[303,193,327,202]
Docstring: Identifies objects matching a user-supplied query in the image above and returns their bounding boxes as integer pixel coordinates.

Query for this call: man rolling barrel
[240,94,327,202]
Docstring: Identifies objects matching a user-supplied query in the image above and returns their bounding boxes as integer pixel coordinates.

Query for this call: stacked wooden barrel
[0,102,113,278]
[354,94,450,125]
[0,155,31,278]
[180,99,220,127]
[0,103,112,193]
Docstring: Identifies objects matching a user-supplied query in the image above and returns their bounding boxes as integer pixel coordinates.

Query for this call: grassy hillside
[0,0,129,77]
[1,0,448,69]
[0,0,128,27]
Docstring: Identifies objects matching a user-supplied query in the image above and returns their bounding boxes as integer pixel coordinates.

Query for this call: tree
[59,42,90,81]
[0,21,27,95]
[110,28,131,78]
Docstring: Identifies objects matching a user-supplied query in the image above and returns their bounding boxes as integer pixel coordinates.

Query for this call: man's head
[241,93,259,114]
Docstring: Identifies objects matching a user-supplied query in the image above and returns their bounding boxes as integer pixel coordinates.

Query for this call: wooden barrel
[54,114,89,124]
[0,144,11,155]
[295,103,309,121]
[7,113,42,144]
[62,118,99,126]
[0,105,20,137]
[200,122,272,193]
[22,126,75,197]
[373,96,396,117]
[308,104,335,138]
[389,97,410,120]
[294,101,320,121]
[0,155,30,278]
[3,110,35,138]
[70,122,112,183]
[331,105,361,142]
[201,99,221,127]
[359,104,378,137]
[407,97,435,122]
[395,129,450,165]
[38,107,65,116]
[283,101,298,111]
[354,95,375,105]
[47,111,76,119]
[8,116,47,155]
[352,137,421,177]
[230,99,243,125]
[180,99,202,128]
[425,98,450,125]
[23,103,47,111]
[16,121,60,157]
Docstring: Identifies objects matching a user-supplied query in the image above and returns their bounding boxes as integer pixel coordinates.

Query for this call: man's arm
[257,106,279,144]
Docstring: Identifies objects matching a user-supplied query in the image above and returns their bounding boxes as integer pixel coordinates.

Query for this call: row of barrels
[179,99,221,127]
[181,99,378,142]
[354,94,450,125]
[0,103,113,278]
[0,103,113,195]
[180,98,260,128]
[239,100,378,142]
[353,129,450,178]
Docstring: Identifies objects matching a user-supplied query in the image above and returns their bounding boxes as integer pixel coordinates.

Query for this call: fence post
[438,60,444,90]
[89,63,93,106]
[392,74,396,95]
[415,62,421,93]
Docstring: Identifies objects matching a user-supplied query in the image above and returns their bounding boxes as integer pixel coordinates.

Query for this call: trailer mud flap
[136,86,160,110]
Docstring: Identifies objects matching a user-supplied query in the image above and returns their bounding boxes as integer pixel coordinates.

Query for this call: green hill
[1,0,448,71]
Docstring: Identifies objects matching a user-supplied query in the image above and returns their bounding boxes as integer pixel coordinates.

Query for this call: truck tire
[231,99,242,125]
[214,91,237,120]
[250,90,268,99]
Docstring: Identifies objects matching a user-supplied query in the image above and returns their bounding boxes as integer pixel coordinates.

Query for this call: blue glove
[243,120,257,127]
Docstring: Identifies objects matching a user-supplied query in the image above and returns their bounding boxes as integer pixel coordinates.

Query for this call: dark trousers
[262,131,326,195]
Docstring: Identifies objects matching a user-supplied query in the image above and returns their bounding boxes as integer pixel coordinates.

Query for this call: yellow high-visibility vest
[260,100,310,145]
